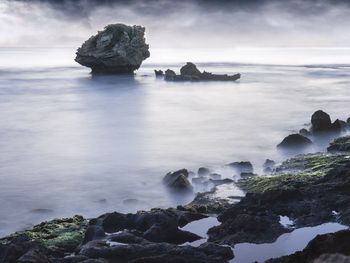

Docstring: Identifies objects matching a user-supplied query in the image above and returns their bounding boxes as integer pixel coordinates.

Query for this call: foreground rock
[267,230,350,263]
[164,62,240,81]
[75,24,150,74]
[0,208,234,262]
[277,134,312,149]
[208,152,350,245]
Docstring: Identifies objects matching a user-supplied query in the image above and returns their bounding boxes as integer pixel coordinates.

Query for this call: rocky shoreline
[1,112,350,263]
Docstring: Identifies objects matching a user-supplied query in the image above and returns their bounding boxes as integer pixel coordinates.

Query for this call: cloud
[1,0,350,48]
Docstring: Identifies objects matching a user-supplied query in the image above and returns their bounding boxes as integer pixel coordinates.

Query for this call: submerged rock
[228,161,254,174]
[299,128,311,137]
[198,167,211,177]
[163,169,193,191]
[263,159,276,173]
[164,62,240,81]
[277,134,312,149]
[75,24,150,74]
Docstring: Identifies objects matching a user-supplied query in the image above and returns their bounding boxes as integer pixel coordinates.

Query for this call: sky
[1,0,350,48]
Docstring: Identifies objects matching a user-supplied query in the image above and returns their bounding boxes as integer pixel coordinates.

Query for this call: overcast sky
[1,0,350,48]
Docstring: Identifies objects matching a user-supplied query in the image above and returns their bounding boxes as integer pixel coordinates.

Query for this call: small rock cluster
[155,62,241,81]
[277,110,350,149]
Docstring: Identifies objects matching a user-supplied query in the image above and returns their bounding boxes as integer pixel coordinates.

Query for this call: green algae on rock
[0,215,88,252]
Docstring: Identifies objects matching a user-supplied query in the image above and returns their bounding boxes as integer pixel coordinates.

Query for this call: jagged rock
[277,134,312,149]
[75,24,150,74]
[154,70,163,76]
[228,161,253,174]
[165,63,240,82]
[180,62,202,77]
[311,110,333,133]
[327,135,350,152]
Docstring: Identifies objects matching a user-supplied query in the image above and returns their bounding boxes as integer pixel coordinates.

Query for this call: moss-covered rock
[239,153,350,194]
[0,215,88,252]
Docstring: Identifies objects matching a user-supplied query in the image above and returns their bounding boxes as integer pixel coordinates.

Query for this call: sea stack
[75,24,150,74]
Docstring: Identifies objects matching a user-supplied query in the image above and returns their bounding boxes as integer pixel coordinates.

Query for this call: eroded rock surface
[75,24,150,74]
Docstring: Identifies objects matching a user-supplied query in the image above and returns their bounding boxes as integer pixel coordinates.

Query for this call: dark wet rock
[228,161,253,174]
[75,24,150,74]
[163,169,192,190]
[92,208,206,238]
[78,240,233,263]
[267,230,350,263]
[165,62,240,82]
[198,167,211,177]
[327,135,350,152]
[277,134,312,149]
[143,223,201,244]
[209,173,222,180]
[154,70,163,76]
[82,226,105,245]
[299,128,311,137]
[17,249,50,263]
[311,110,333,133]
[164,69,177,81]
[210,154,350,246]
[332,119,347,132]
[184,191,232,214]
[263,159,276,173]
[180,62,202,77]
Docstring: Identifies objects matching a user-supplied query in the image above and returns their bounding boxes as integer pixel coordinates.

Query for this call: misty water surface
[0,47,350,236]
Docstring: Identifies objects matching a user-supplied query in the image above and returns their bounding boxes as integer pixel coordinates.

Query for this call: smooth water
[1,47,350,236]
[232,223,348,263]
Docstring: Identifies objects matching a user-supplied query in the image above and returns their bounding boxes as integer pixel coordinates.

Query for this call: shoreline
[1,113,350,262]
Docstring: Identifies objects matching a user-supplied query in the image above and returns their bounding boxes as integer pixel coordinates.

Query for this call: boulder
[75,24,150,74]
[163,169,192,190]
[164,69,177,81]
[228,161,253,174]
[180,62,202,77]
[311,110,332,133]
[277,134,312,149]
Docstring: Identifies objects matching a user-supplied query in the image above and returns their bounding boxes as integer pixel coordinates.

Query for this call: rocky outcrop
[75,24,150,74]
[164,63,240,81]
[154,70,164,76]
[327,135,350,152]
[208,153,350,246]
[277,134,312,149]
[163,169,193,191]
[311,110,333,133]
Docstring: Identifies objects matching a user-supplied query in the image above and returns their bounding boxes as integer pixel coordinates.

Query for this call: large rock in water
[75,24,150,74]
[277,134,312,149]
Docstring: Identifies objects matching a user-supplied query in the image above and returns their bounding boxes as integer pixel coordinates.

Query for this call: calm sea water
[0,47,350,236]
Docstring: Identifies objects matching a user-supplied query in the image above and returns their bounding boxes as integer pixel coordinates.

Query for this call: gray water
[1,47,350,236]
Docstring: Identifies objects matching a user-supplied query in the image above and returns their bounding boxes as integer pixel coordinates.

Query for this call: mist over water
[0,47,350,236]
